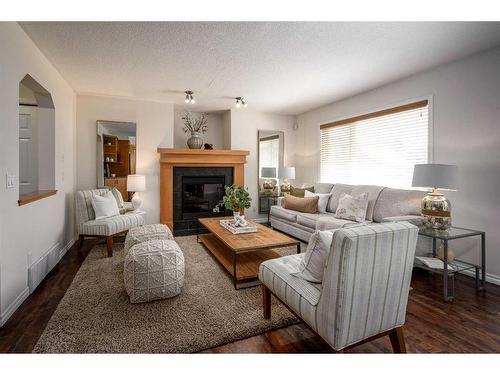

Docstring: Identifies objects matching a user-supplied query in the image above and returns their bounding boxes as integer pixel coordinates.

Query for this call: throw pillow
[334,192,369,223]
[289,186,315,198]
[292,230,335,283]
[283,194,319,214]
[111,187,125,208]
[304,190,331,213]
[91,190,120,220]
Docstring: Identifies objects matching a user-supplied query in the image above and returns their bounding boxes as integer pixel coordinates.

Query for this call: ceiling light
[185,90,195,104]
[235,97,247,109]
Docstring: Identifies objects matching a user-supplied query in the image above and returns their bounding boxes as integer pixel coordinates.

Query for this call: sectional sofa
[270,182,426,242]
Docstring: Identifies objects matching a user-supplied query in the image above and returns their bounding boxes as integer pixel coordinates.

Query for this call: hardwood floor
[0,239,499,353]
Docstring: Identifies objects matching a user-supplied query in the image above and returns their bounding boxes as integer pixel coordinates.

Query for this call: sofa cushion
[308,182,334,194]
[296,212,320,229]
[316,216,362,231]
[79,213,144,236]
[283,195,319,214]
[351,185,385,221]
[260,254,321,315]
[290,186,315,197]
[327,183,354,213]
[270,205,298,222]
[373,188,425,223]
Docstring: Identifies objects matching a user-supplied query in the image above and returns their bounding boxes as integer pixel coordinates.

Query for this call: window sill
[18,190,57,206]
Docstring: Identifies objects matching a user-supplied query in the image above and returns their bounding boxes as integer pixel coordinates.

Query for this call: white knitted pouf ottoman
[124,224,174,254]
[124,239,184,303]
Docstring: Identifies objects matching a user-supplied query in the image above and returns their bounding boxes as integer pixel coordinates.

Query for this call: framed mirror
[97,120,137,202]
[257,130,284,214]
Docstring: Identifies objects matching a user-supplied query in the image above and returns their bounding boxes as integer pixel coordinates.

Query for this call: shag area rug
[33,235,300,353]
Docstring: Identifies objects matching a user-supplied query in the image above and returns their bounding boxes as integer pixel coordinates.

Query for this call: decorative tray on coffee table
[219,219,258,235]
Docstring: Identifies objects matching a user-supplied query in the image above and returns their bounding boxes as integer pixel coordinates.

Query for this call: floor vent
[28,242,60,293]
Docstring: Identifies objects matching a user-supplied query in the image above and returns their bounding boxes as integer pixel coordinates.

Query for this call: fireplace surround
[158,148,250,234]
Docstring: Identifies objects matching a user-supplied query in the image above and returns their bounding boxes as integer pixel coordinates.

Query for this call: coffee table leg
[296,243,301,254]
[232,252,237,290]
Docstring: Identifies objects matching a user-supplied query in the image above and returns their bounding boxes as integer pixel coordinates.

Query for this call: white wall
[76,95,174,224]
[173,110,226,149]
[295,47,500,283]
[0,23,77,324]
[230,109,296,220]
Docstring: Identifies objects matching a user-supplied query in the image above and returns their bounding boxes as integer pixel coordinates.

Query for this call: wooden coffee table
[198,217,301,289]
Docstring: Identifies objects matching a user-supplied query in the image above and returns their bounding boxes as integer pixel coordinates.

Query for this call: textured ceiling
[20,22,500,115]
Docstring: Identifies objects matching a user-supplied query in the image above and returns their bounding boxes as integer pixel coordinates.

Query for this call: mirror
[258,130,284,214]
[97,120,137,202]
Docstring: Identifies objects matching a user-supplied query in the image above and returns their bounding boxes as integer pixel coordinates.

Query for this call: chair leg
[106,236,113,257]
[78,235,84,250]
[389,327,407,353]
[262,285,272,319]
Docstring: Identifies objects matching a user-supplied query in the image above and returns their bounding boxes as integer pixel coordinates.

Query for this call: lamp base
[421,189,451,230]
[280,179,291,193]
[131,193,142,211]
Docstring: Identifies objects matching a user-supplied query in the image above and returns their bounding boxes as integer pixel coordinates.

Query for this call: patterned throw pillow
[289,186,315,198]
[292,230,335,283]
[334,192,369,223]
[111,187,125,208]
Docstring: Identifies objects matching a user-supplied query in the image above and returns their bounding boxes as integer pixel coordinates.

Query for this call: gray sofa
[270,182,425,242]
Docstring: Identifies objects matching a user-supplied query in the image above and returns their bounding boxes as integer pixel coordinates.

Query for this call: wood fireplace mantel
[158,148,250,230]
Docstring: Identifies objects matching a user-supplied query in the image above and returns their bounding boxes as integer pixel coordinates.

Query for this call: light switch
[6,174,16,189]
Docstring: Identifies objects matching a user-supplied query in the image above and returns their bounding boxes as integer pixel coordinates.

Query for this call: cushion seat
[260,254,321,330]
[316,216,364,231]
[270,205,298,222]
[79,213,144,236]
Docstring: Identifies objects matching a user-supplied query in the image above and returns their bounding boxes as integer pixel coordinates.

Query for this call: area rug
[33,235,300,353]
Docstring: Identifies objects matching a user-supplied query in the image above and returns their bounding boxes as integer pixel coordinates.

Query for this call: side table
[416,226,486,301]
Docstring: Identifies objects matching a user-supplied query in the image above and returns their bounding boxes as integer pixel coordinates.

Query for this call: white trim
[60,236,77,259]
[0,287,29,327]
[462,268,500,287]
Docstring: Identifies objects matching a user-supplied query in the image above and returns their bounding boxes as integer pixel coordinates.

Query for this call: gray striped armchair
[76,188,145,257]
[259,221,418,353]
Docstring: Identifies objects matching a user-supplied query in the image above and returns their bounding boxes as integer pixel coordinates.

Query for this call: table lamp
[261,167,277,191]
[127,174,146,211]
[412,164,459,230]
[278,166,295,192]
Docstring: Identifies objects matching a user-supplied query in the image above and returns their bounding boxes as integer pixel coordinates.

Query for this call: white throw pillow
[334,192,369,223]
[292,230,335,283]
[91,191,120,220]
[304,190,331,213]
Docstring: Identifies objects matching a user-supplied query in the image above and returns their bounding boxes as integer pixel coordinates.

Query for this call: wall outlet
[6,174,16,189]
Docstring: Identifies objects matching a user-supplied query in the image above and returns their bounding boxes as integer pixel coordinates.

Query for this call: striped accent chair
[259,221,418,353]
[76,189,145,257]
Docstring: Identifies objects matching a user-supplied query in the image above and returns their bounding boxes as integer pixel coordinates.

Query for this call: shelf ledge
[18,190,57,206]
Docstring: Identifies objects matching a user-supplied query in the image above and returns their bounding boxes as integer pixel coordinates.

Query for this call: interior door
[19,105,38,195]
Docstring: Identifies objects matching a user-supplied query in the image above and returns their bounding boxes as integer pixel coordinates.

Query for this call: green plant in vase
[213,184,252,219]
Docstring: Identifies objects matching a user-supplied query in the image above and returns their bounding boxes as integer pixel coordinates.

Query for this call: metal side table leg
[480,233,486,290]
[443,240,453,301]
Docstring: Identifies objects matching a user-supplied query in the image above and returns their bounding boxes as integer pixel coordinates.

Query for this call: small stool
[124,224,174,254]
[124,239,184,303]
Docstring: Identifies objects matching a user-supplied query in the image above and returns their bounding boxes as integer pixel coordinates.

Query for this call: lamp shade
[278,167,295,180]
[412,164,459,190]
[127,174,146,192]
[261,167,276,178]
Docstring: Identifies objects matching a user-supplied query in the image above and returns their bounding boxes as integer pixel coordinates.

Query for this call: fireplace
[173,167,233,235]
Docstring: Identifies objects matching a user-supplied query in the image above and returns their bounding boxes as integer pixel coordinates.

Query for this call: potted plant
[182,112,208,149]
[213,184,252,220]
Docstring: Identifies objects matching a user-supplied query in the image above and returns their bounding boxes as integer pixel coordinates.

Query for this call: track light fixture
[184,90,195,104]
[235,97,247,109]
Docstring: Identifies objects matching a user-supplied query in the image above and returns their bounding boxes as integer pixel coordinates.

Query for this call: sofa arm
[381,215,422,226]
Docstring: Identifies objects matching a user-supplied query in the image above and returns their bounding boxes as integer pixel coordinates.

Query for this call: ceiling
[20,22,500,115]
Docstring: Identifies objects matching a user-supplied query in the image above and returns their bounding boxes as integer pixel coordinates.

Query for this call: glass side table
[416,227,486,301]
[258,193,282,224]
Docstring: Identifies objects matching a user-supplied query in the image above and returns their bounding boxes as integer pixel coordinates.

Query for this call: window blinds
[259,136,280,178]
[320,101,429,189]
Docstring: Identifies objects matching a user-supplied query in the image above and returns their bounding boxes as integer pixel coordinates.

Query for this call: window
[320,100,429,188]
[258,134,280,178]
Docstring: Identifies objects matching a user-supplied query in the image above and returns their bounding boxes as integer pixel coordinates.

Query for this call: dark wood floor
[1,239,499,353]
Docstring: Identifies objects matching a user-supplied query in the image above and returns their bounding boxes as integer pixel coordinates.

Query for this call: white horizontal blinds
[320,101,429,189]
[259,136,280,178]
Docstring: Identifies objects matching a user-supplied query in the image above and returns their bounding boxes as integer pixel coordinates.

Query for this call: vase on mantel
[187,131,204,149]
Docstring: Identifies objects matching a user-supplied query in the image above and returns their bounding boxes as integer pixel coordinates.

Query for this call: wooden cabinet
[104,177,128,201]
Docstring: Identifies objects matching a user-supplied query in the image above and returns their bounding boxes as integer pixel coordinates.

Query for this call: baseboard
[0,287,29,326]
[461,268,500,286]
